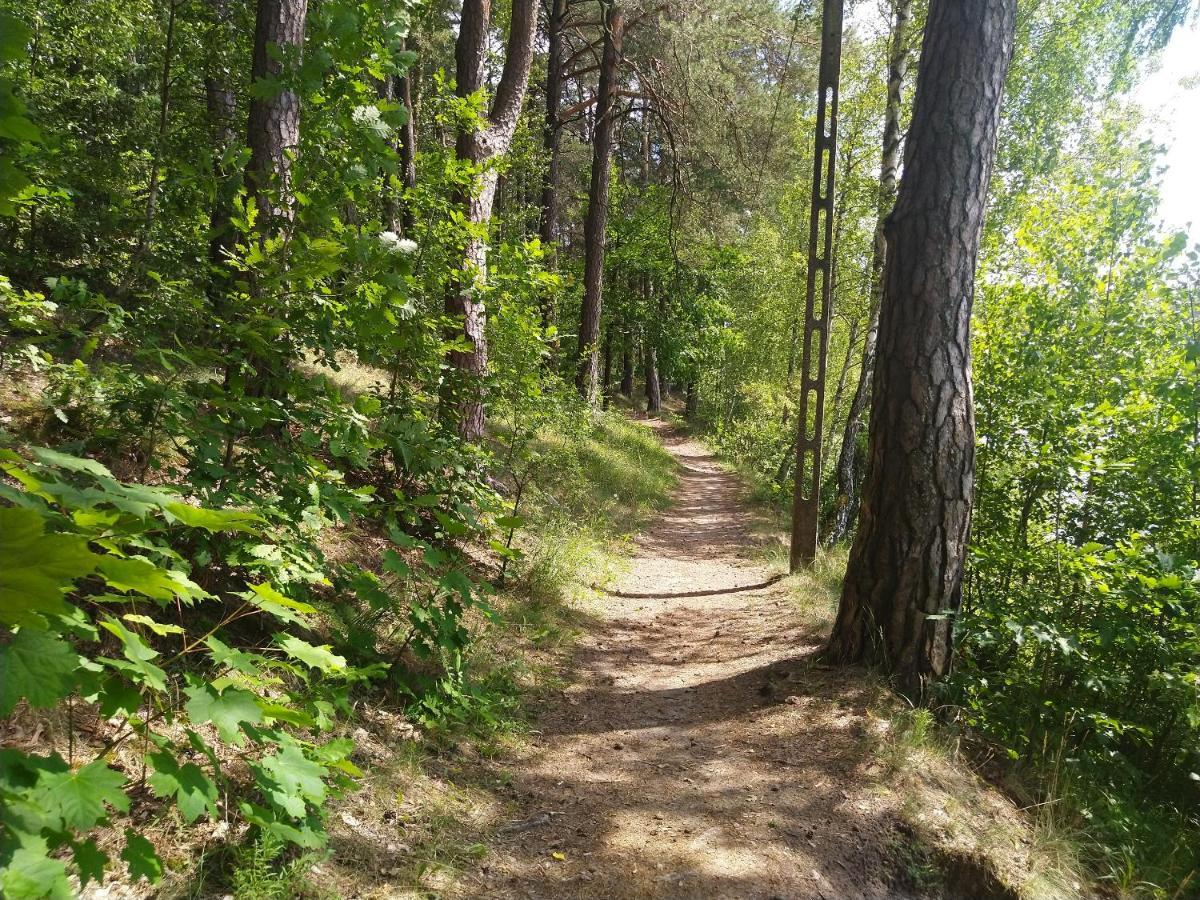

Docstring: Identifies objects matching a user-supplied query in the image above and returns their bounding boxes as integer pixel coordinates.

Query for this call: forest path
[460,422,937,899]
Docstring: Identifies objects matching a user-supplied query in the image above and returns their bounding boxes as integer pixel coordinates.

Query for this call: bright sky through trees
[1136,18,1200,239]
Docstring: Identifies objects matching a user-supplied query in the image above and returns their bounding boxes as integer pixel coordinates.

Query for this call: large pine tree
[825,0,1017,693]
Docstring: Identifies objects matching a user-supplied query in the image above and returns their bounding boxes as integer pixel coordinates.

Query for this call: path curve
[464,425,933,899]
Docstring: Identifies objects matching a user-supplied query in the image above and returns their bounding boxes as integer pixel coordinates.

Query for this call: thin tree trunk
[539,0,567,332]
[576,1,625,401]
[827,0,912,544]
[601,323,613,409]
[116,0,178,299]
[825,0,1016,695]
[620,326,634,396]
[638,105,661,414]
[443,0,538,440]
[205,0,237,300]
[822,316,859,467]
[381,38,417,235]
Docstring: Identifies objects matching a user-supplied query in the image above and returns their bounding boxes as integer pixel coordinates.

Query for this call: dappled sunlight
[435,431,1019,899]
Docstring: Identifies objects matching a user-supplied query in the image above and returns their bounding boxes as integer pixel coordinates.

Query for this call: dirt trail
[461,425,946,899]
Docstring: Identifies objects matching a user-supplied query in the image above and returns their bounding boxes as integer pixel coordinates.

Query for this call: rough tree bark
[539,0,568,331]
[826,0,912,544]
[245,0,308,230]
[575,1,625,401]
[825,0,1016,694]
[443,0,538,440]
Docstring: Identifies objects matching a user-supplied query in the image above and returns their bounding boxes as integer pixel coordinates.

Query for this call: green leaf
[0,114,42,143]
[256,738,327,817]
[382,549,411,578]
[275,634,347,672]
[72,508,121,529]
[147,750,219,823]
[0,507,98,626]
[164,502,262,533]
[37,760,129,830]
[95,675,142,718]
[71,838,109,889]
[0,14,32,62]
[98,555,205,602]
[0,627,79,715]
[122,613,185,636]
[121,830,162,884]
[245,582,316,624]
[184,683,263,745]
[99,617,169,691]
[29,446,113,478]
[204,635,264,676]
[259,703,316,727]
[0,842,73,900]
[239,801,327,848]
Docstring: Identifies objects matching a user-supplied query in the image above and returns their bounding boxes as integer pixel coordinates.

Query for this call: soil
[452,424,1000,899]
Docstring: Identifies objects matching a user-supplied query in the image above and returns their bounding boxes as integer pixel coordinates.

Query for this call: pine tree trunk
[443,0,538,441]
[825,0,1016,695]
[575,2,624,401]
[539,0,567,332]
[827,0,912,544]
[245,0,308,230]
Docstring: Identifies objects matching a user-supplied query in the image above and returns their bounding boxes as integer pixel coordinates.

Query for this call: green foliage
[1,0,1195,892]
[948,115,1200,890]
[227,831,326,900]
[0,446,374,889]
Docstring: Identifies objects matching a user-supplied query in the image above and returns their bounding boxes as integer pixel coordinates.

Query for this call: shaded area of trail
[457,424,943,899]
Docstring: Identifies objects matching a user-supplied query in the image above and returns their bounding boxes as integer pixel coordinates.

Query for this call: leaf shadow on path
[442,425,946,899]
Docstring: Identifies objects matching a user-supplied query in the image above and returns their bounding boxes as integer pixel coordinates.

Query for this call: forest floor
[319,421,1078,900]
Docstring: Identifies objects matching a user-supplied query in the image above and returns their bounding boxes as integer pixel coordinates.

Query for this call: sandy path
[463,426,930,899]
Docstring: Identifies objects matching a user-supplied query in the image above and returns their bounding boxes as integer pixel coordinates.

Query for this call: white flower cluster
[378,230,418,255]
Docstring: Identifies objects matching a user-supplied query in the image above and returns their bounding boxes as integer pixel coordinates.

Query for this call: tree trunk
[443,0,538,441]
[204,0,238,299]
[685,381,698,419]
[601,323,613,409]
[381,38,417,235]
[827,0,912,544]
[822,316,859,466]
[245,0,308,230]
[620,327,634,396]
[644,325,661,413]
[539,0,567,331]
[825,0,1016,695]
[575,2,625,401]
